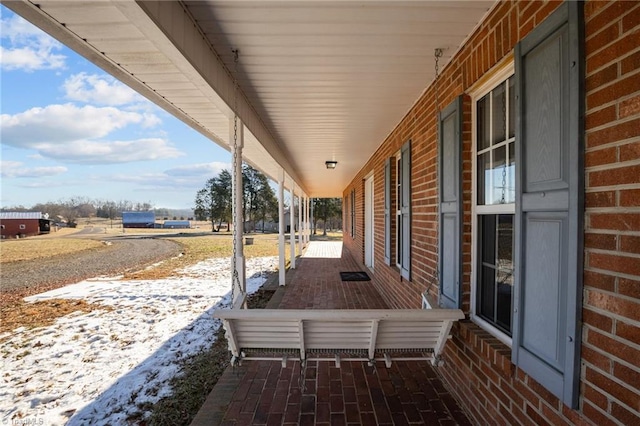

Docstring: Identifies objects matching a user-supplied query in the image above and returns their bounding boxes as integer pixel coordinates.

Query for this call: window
[384,141,411,278]
[19,224,26,230]
[469,2,583,407]
[350,189,355,237]
[473,70,515,340]
[397,141,411,279]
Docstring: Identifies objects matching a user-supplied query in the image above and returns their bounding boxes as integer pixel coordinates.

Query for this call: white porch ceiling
[5,1,495,197]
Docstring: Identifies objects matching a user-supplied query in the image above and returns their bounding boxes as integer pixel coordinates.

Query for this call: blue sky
[1,6,232,210]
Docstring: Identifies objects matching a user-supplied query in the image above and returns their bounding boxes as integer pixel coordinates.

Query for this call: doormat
[340,271,371,281]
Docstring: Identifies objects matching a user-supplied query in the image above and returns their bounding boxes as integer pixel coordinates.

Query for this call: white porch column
[298,193,303,254]
[278,169,286,286]
[230,118,245,306]
[305,196,310,244]
[289,186,296,269]
[311,197,315,235]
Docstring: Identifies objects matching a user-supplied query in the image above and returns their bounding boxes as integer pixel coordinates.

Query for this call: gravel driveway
[0,236,182,300]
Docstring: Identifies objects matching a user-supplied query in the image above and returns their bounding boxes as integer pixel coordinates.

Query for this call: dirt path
[0,236,182,303]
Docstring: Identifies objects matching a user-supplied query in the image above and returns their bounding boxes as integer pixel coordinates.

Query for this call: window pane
[480,265,496,321]
[497,214,513,267]
[508,77,515,139]
[496,269,512,332]
[492,83,506,144]
[477,95,491,151]
[477,152,491,205]
[507,142,515,203]
[481,215,496,264]
[493,145,507,204]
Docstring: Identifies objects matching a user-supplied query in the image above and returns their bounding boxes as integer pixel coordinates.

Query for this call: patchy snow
[0,256,278,425]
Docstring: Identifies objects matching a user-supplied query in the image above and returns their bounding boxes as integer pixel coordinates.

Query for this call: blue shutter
[512,1,583,408]
[439,97,463,308]
[400,140,411,280]
[384,158,391,265]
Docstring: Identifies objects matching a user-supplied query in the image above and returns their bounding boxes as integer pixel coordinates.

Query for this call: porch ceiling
[5,1,495,197]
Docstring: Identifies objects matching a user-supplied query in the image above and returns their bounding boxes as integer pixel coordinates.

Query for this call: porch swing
[214,49,464,370]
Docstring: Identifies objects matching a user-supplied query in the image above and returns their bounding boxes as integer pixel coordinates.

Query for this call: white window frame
[470,60,515,347]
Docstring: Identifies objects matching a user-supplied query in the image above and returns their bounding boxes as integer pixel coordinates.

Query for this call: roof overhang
[4,0,496,197]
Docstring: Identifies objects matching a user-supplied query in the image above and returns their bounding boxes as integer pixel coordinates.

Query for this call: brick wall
[344,0,640,424]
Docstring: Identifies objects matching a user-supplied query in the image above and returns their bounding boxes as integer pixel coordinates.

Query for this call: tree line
[194,165,343,234]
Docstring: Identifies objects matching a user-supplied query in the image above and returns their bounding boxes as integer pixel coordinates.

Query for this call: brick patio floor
[191,241,472,426]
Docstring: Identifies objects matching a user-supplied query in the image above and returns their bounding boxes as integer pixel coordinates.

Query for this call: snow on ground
[0,256,278,426]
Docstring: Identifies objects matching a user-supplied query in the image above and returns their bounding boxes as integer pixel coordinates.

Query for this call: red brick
[620,189,640,206]
[585,106,617,130]
[585,24,620,57]
[588,163,640,188]
[585,1,610,18]
[589,252,640,276]
[586,145,617,167]
[581,344,612,371]
[613,362,640,390]
[586,1,629,33]
[587,23,640,73]
[589,212,640,231]
[619,140,640,161]
[620,94,640,119]
[611,401,640,425]
[583,400,618,426]
[588,328,640,366]
[621,3,640,32]
[583,268,615,293]
[621,50,640,74]
[527,376,559,409]
[588,288,640,322]
[585,232,617,250]
[587,117,640,147]
[585,366,640,410]
[583,308,614,333]
[618,277,640,299]
[585,190,616,208]
[587,72,640,109]
[584,383,609,410]
[620,235,640,254]
[616,320,640,345]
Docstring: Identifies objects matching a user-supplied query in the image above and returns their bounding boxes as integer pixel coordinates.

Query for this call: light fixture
[325,160,338,169]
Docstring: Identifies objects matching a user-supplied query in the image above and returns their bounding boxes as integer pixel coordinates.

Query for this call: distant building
[121,211,156,228]
[0,212,50,238]
[163,220,190,229]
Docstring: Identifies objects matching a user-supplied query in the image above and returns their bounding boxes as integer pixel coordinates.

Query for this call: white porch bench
[213,308,465,368]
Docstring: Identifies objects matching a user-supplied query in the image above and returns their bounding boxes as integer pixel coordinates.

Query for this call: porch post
[278,169,286,286]
[306,196,310,243]
[290,185,296,269]
[230,117,245,305]
[298,193,303,254]
[311,197,315,235]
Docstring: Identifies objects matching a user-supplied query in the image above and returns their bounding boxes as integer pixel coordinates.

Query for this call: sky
[0,6,232,210]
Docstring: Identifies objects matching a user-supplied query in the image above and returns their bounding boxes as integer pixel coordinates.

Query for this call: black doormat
[340,271,371,281]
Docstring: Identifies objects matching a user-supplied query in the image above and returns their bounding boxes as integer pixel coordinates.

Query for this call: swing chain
[231,48,240,306]
[429,48,444,299]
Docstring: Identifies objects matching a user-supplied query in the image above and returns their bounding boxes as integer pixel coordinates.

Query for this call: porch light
[325,160,338,169]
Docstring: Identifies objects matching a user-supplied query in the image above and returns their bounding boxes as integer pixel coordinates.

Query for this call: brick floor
[191,241,472,426]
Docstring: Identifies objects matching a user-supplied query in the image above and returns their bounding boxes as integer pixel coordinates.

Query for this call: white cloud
[0,160,67,178]
[63,73,144,106]
[165,162,229,177]
[40,138,185,164]
[0,13,66,71]
[1,104,151,146]
[0,104,176,164]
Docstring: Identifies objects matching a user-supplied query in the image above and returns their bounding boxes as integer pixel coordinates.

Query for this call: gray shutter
[384,158,391,265]
[512,1,583,408]
[439,97,463,308]
[400,140,411,280]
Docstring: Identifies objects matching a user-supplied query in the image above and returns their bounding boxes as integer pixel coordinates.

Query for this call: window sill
[456,320,515,380]
[470,313,512,347]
